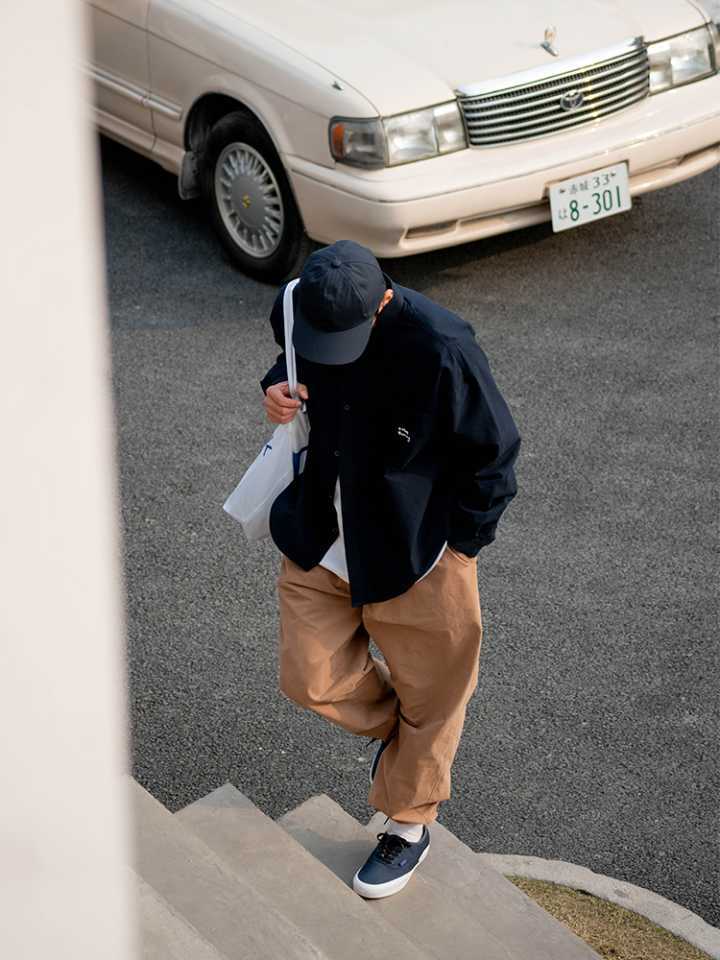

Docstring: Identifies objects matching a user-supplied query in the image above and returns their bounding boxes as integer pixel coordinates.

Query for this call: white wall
[0,3,136,958]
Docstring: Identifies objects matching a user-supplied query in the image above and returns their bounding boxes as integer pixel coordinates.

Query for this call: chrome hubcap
[214,142,284,258]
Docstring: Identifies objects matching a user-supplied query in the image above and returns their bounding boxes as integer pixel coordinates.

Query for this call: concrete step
[280,793,530,960]
[175,782,426,960]
[132,868,228,960]
[368,811,600,960]
[127,776,326,960]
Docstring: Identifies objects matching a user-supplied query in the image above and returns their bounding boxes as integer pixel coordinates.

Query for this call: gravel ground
[100,137,719,926]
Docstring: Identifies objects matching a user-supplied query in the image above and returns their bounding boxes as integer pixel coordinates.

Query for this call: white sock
[384,817,424,843]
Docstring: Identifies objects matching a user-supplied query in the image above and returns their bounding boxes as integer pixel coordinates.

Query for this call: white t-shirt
[319,477,446,585]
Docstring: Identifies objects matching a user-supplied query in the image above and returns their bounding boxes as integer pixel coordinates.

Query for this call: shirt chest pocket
[382,410,435,471]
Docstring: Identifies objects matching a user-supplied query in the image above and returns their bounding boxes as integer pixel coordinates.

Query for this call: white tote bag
[223,278,309,540]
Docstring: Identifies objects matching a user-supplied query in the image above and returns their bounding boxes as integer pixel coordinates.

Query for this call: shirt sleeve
[443,335,521,557]
[259,282,289,394]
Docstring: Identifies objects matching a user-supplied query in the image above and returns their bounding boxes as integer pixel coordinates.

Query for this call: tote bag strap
[283,278,302,399]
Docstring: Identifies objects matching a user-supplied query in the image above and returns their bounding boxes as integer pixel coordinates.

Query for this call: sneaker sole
[352,840,430,899]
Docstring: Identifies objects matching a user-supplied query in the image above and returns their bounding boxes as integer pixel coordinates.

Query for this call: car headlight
[647,25,716,93]
[329,102,467,168]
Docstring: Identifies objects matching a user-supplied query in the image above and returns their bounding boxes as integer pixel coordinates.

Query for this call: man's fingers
[265,399,292,416]
[264,397,298,424]
[272,396,301,409]
[268,385,301,408]
[263,380,308,424]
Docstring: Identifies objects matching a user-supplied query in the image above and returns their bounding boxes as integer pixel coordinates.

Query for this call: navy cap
[292,240,387,365]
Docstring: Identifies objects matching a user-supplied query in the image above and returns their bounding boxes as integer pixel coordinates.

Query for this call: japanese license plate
[548,161,631,232]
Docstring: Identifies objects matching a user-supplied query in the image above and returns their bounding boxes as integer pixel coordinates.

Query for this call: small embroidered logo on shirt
[397,426,411,442]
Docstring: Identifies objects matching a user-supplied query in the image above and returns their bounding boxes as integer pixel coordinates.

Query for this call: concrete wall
[0,3,136,958]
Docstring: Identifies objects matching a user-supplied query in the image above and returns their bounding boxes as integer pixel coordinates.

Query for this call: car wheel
[202,110,314,282]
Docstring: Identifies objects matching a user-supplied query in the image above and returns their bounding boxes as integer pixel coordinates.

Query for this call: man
[260,239,520,899]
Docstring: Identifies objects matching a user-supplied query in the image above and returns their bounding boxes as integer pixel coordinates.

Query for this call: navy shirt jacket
[260,273,521,607]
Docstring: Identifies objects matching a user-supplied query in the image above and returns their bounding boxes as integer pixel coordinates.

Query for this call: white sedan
[86,1,720,281]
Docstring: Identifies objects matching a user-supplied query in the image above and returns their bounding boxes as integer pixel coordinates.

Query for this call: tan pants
[276,546,483,824]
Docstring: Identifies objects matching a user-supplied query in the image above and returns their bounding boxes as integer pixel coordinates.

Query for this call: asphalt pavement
[100,136,719,926]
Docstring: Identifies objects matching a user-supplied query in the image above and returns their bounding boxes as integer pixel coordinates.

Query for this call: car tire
[201,110,314,283]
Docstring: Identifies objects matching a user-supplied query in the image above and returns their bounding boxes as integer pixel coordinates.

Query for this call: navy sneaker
[353,824,431,898]
[368,728,397,785]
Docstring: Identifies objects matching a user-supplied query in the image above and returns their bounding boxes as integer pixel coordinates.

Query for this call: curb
[477,852,720,960]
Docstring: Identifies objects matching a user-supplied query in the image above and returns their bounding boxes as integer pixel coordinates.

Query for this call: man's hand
[264,381,309,424]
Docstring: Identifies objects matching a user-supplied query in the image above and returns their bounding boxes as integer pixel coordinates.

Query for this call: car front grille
[457,40,650,147]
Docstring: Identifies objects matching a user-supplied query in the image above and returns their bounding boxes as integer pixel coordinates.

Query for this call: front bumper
[286,74,720,257]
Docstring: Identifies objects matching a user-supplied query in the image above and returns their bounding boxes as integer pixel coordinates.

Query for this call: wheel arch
[183,89,316,279]
[179,91,291,203]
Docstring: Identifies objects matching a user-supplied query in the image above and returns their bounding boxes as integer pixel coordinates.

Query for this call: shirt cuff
[447,541,481,558]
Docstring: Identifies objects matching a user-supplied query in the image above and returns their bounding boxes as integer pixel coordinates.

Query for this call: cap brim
[292,300,374,365]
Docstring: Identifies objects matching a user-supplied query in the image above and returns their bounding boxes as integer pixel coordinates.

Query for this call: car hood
[213,0,708,115]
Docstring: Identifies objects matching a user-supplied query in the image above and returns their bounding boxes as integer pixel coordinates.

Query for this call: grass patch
[509,877,711,960]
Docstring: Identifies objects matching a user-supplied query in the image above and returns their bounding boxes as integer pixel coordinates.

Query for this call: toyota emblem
[559,89,584,111]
